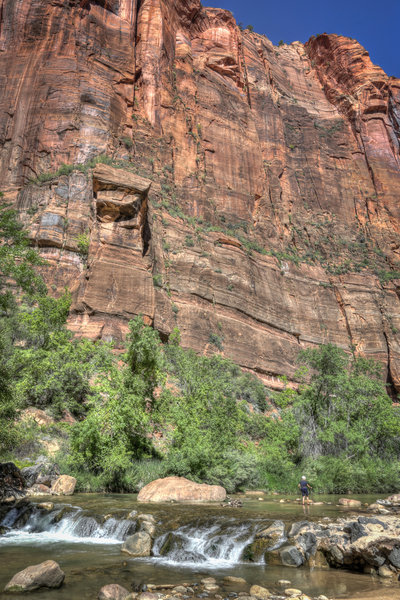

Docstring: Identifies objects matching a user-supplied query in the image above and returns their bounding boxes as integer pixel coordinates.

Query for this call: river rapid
[1,493,399,599]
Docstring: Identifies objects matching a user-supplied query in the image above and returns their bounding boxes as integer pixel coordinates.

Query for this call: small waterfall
[0,504,136,545]
[152,517,262,567]
[1,503,272,567]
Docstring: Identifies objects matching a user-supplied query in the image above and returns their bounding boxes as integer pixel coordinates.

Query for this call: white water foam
[152,519,261,568]
[0,505,134,545]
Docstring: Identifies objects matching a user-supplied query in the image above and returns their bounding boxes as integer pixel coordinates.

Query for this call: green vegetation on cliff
[1,206,400,493]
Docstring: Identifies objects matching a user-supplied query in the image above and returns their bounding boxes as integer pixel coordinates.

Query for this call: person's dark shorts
[301,489,309,497]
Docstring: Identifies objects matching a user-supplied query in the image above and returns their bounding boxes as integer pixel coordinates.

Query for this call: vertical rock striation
[1,1,400,389]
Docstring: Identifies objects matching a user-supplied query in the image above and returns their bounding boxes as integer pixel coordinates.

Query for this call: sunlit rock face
[2,1,400,390]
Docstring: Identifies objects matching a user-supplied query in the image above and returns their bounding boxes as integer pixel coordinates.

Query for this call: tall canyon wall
[1,0,400,390]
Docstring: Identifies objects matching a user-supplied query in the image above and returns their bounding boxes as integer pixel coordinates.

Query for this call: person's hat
[301,476,306,480]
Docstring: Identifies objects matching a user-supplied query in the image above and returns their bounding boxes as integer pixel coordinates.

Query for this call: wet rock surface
[122,531,152,557]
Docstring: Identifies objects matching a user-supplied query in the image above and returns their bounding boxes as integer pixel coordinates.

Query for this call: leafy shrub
[120,136,133,149]
[204,450,261,493]
[153,274,163,287]
[209,332,223,351]
[77,231,90,260]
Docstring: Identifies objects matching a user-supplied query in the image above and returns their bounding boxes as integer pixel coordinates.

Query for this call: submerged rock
[249,585,270,599]
[137,476,226,503]
[4,560,64,592]
[223,576,247,584]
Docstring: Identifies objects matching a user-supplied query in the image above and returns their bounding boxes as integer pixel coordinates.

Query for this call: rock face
[22,461,60,488]
[137,476,226,502]
[4,560,65,592]
[1,1,400,389]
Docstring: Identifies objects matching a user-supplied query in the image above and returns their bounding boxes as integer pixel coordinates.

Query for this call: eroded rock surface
[1,1,400,389]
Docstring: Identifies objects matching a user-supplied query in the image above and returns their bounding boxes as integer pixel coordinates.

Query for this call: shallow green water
[1,493,400,599]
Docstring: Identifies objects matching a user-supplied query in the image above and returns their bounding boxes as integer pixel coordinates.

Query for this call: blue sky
[202,0,399,77]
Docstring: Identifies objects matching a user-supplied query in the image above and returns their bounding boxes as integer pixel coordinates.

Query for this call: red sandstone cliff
[1,0,400,391]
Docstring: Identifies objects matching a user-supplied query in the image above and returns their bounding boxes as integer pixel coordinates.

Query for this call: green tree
[69,316,164,489]
[295,344,400,462]
[0,203,46,452]
[0,202,45,312]
[159,345,250,484]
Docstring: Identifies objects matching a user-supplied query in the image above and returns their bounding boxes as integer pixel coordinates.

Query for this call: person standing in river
[298,475,312,505]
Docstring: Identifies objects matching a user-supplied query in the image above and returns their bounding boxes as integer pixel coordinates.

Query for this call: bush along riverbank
[1,204,400,494]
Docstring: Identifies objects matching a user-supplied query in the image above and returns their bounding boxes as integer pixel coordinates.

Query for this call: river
[1,493,399,599]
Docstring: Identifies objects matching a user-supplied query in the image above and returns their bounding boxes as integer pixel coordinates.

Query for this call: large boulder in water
[4,560,64,592]
[51,475,76,495]
[121,531,152,556]
[137,476,226,503]
[280,545,304,567]
[0,462,25,502]
[338,498,362,508]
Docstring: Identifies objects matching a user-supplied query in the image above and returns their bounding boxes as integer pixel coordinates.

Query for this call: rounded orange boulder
[137,476,226,503]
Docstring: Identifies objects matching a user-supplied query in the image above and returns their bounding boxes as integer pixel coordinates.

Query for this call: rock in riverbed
[98,584,131,599]
[51,474,76,495]
[338,498,361,508]
[249,584,270,599]
[121,531,152,556]
[4,560,65,592]
[137,476,226,502]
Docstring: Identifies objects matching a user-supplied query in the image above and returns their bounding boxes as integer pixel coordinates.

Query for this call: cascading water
[152,517,263,567]
[1,503,269,568]
[0,503,136,545]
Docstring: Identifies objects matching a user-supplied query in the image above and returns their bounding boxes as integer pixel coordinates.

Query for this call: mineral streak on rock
[1,1,400,389]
